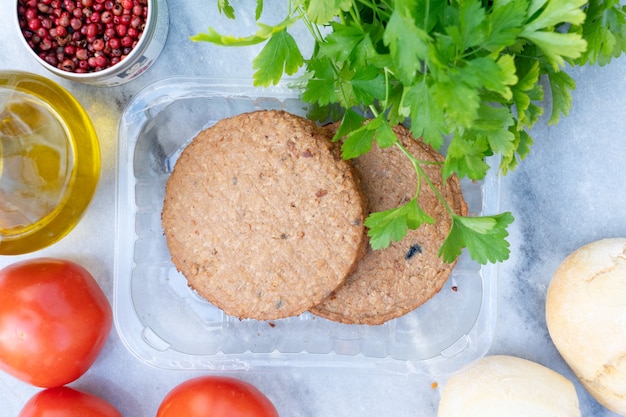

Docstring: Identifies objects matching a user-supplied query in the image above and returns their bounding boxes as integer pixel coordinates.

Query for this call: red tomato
[157,376,279,417]
[18,386,122,417]
[0,258,112,387]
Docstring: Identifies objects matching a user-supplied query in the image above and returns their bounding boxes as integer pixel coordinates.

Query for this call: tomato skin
[18,386,122,417]
[0,258,112,387]
[157,376,279,417]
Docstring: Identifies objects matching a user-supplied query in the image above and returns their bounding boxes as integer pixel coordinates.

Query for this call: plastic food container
[115,77,501,376]
[15,0,169,86]
[0,71,100,255]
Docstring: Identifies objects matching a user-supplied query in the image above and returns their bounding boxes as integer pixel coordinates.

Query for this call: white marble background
[1,0,625,415]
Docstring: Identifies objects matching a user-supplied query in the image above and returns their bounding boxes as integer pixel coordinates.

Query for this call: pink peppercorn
[27,18,41,30]
[107,37,120,49]
[54,25,67,37]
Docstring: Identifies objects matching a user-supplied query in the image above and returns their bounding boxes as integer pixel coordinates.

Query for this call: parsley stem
[393,139,455,217]
[394,140,424,199]
[347,3,362,28]
[296,7,324,44]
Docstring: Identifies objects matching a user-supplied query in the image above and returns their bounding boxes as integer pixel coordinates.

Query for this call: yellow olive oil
[0,72,100,254]
[1,90,72,232]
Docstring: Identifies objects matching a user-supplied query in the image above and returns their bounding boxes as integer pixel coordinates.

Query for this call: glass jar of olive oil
[0,71,100,254]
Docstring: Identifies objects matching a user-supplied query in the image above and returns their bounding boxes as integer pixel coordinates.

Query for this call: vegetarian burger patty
[162,110,366,320]
[310,123,467,325]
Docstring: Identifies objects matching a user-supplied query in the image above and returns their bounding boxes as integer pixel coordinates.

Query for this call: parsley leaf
[443,132,491,181]
[332,109,367,143]
[316,23,368,66]
[383,4,430,84]
[511,58,544,130]
[466,55,518,101]
[483,0,526,51]
[190,25,271,46]
[525,0,587,32]
[302,57,337,106]
[501,128,533,173]
[522,30,588,69]
[253,29,304,86]
[545,66,576,125]
[305,0,352,24]
[439,213,514,265]
[447,0,488,50]
[576,1,626,65]
[365,199,435,250]
[472,104,516,159]
[255,0,263,20]
[373,119,399,149]
[341,120,375,159]
[431,65,482,129]
[344,66,386,106]
[218,0,235,19]
[403,81,448,150]
[521,0,588,69]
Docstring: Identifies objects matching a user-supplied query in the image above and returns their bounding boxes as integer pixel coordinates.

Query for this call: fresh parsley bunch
[192,0,626,265]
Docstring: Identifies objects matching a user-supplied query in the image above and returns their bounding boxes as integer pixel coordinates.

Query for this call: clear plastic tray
[114,77,501,376]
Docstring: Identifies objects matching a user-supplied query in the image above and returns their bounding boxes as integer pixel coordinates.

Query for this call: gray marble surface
[1,0,625,416]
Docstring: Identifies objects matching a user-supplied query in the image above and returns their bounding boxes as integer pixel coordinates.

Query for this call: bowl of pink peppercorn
[16,0,169,86]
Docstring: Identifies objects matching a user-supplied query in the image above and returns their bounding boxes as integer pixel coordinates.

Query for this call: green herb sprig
[192,0,626,265]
